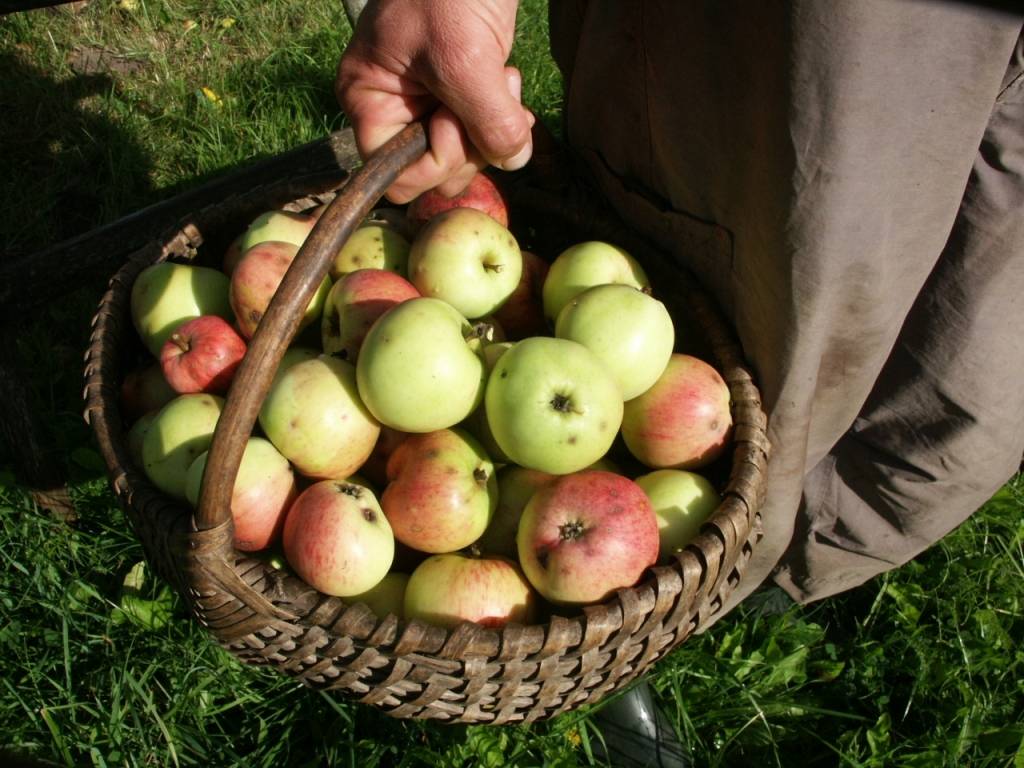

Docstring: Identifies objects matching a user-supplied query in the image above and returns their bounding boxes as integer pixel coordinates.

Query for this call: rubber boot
[588,680,691,768]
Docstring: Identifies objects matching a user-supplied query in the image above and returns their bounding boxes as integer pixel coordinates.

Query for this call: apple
[407,208,522,319]
[350,572,409,619]
[622,354,733,469]
[542,241,650,322]
[460,340,515,462]
[321,269,419,362]
[404,553,535,629]
[230,241,332,340]
[485,337,623,474]
[493,249,550,339]
[358,426,408,489]
[131,262,233,357]
[382,427,497,553]
[635,469,720,558]
[272,346,320,384]
[475,466,554,559]
[365,206,420,241]
[141,393,224,500]
[121,362,177,422]
[517,470,659,605]
[555,284,675,400]
[222,234,245,277]
[282,479,394,597]
[328,224,411,279]
[407,171,510,228]
[237,210,316,253]
[259,355,380,479]
[159,315,247,395]
[185,436,298,552]
[126,410,158,469]
[356,297,486,432]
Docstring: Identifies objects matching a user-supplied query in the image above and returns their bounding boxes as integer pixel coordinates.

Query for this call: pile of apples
[123,171,733,629]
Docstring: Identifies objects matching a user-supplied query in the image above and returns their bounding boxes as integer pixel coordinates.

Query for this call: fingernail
[498,143,532,171]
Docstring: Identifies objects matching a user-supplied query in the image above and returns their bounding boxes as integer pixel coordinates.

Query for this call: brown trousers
[550,1,1024,618]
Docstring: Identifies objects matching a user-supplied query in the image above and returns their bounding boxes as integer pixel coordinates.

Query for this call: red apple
[121,363,176,422]
[621,354,733,469]
[492,250,550,339]
[407,170,510,228]
[404,553,536,629]
[475,466,554,559]
[160,315,247,395]
[517,470,659,605]
[321,269,420,362]
[382,428,497,554]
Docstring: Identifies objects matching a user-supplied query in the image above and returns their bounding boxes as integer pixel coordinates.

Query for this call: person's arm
[336,0,534,203]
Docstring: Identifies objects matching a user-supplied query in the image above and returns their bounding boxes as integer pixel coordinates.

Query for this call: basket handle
[196,122,428,532]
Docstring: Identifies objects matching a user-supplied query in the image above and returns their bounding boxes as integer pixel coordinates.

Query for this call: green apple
[408,208,523,319]
[238,210,316,253]
[356,297,486,432]
[460,340,515,462]
[555,284,675,400]
[542,241,650,322]
[635,469,720,557]
[485,337,623,474]
[141,393,224,500]
[260,355,380,479]
[131,262,233,357]
[126,410,158,469]
[329,223,410,279]
[350,572,409,619]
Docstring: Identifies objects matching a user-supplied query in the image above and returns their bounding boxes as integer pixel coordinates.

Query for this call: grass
[1,1,1022,766]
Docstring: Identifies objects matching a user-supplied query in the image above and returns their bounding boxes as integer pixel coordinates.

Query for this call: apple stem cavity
[337,483,363,498]
[558,520,586,542]
[170,333,191,353]
[550,393,580,414]
[473,466,490,486]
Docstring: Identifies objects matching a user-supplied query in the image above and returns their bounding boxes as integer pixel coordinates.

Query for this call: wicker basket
[83,124,769,724]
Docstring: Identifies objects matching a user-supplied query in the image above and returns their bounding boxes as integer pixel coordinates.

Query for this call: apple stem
[466,322,495,343]
[473,467,489,486]
[559,520,586,541]
[170,333,191,353]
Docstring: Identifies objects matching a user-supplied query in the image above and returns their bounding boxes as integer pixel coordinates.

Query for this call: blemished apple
[141,393,224,500]
[517,470,660,605]
[237,209,316,253]
[382,427,497,553]
[349,572,409,619]
[493,249,550,340]
[407,208,522,319]
[230,241,332,340]
[622,354,733,469]
[555,283,675,400]
[131,262,233,357]
[259,355,380,479]
[328,223,411,279]
[407,170,510,228]
[160,315,247,395]
[321,269,419,361]
[404,553,535,629]
[475,466,554,559]
[635,469,721,558]
[542,241,650,322]
[185,436,298,552]
[357,297,486,432]
[485,337,623,474]
[282,480,394,597]
[121,362,177,422]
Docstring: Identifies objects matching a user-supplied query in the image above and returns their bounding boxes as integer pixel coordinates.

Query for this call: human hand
[336,0,534,203]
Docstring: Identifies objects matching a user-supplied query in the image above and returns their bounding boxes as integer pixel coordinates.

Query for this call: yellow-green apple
[229,241,332,340]
[356,297,486,432]
[492,249,550,339]
[282,480,394,597]
[555,284,675,400]
[407,170,510,228]
[476,466,554,559]
[635,469,720,558]
[404,553,535,629]
[382,427,497,553]
[350,572,409,619]
[459,340,515,463]
[141,393,224,500]
[358,426,408,489]
[485,337,623,474]
[321,269,419,361]
[184,436,298,552]
[259,355,380,479]
[121,362,176,422]
[517,470,659,605]
[622,354,733,469]
[127,410,158,469]
[272,346,320,385]
[159,315,247,395]
[407,208,522,319]
[238,210,316,253]
[131,262,233,357]
[542,241,650,322]
[328,224,410,279]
